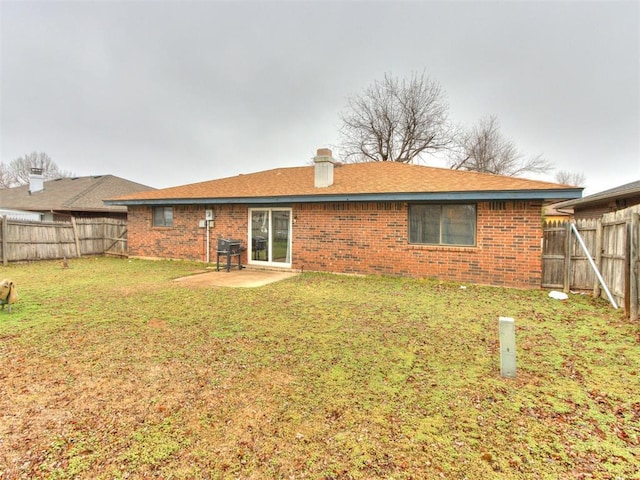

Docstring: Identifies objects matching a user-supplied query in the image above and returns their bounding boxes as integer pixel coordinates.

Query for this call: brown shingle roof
[109,162,581,203]
[553,179,640,209]
[0,175,155,213]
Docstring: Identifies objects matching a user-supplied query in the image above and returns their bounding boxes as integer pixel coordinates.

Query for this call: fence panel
[4,220,77,261]
[543,205,640,317]
[0,217,127,263]
[75,218,99,255]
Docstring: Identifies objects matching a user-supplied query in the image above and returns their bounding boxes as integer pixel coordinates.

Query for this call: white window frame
[247,208,292,268]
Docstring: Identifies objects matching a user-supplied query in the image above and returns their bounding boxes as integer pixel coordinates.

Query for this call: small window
[409,204,476,246]
[152,206,173,227]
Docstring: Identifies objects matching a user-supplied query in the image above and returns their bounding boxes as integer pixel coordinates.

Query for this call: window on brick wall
[409,204,476,246]
[152,206,173,227]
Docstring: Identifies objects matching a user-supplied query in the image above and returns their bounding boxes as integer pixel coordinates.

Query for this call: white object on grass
[549,291,569,300]
[499,317,516,378]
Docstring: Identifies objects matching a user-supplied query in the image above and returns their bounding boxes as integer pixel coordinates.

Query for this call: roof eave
[555,186,640,209]
[105,188,583,206]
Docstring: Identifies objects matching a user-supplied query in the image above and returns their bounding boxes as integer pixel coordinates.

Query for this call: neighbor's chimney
[313,148,335,188]
[29,168,44,194]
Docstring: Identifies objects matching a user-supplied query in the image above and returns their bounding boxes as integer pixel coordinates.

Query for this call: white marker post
[499,317,516,378]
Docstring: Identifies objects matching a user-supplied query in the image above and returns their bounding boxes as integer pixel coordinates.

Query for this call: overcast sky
[1,0,638,195]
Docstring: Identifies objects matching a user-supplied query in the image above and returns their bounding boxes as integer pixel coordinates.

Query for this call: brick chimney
[313,148,335,188]
[29,168,44,194]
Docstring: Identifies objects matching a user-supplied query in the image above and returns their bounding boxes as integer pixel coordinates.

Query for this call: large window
[152,206,173,227]
[409,204,476,246]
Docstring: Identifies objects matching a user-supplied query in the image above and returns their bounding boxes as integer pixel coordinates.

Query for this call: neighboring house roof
[553,180,640,210]
[544,202,573,219]
[0,175,155,214]
[107,162,581,206]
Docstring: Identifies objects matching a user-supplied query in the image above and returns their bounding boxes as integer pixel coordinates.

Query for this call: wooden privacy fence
[0,216,127,264]
[542,205,640,320]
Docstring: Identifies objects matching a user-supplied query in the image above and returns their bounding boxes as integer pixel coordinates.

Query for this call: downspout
[206,220,210,263]
[570,222,618,309]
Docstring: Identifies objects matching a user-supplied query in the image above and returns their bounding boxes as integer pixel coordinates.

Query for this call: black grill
[252,236,266,261]
[216,238,244,272]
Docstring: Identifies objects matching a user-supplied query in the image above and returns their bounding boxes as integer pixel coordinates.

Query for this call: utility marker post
[499,317,516,378]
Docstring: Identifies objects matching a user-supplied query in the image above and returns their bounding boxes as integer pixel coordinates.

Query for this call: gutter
[105,188,583,207]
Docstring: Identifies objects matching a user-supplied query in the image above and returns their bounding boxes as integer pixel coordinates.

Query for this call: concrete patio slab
[173,268,299,288]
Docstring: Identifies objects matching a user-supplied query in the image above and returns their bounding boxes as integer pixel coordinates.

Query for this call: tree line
[0,152,74,189]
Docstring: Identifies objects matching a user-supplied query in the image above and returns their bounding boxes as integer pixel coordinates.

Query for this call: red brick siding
[127,200,544,288]
[127,205,249,263]
[292,201,543,288]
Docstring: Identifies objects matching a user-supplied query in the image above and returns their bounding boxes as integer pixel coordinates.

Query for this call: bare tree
[0,163,12,189]
[5,152,75,187]
[449,115,552,177]
[338,72,454,163]
[555,170,586,187]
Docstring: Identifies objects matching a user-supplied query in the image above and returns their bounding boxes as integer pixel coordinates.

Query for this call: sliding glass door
[249,208,291,267]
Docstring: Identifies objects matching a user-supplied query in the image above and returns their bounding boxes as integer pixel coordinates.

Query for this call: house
[106,149,582,288]
[552,180,640,220]
[0,208,43,221]
[543,201,573,223]
[0,170,155,221]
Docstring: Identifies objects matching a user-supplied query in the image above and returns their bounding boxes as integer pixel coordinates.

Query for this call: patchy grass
[0,257,638,479]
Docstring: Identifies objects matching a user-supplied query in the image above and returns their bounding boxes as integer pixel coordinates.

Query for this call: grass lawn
[0,257,638,479]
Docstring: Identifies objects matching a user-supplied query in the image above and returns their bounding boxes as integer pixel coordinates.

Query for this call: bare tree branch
[449,115,553,177]
[2,152,76,188]
[0,164,12,189]
[555,170,586,187]
[339,72,454,163]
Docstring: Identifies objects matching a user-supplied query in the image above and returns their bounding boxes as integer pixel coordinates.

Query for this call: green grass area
[272,238,289,263]
[0,257,638,479]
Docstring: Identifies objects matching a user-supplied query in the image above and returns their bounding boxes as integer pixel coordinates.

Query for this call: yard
[0,257,638,479]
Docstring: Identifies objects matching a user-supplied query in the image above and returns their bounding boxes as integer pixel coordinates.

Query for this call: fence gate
[600,219,627,310]
[541,221,569,289]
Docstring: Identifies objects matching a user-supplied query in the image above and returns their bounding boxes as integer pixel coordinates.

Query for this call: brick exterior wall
[127,204,249,263]
[127,200,544,288]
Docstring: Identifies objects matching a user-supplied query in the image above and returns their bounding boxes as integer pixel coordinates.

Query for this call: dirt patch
[147,318,169,331]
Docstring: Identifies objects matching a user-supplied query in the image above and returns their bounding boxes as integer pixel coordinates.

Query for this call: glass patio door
[249,208,291,267]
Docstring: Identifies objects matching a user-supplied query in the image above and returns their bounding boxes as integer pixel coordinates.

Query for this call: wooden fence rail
[0,216,127,265]
[543,205,640,320]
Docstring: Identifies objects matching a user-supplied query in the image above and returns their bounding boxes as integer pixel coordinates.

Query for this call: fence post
[70,217,82,258]
[1,216,7,266]
[593,218,603,299]
[563,221,572,293]
[102,218,107,254]
[625,221,631,315]
[631,213,639,321]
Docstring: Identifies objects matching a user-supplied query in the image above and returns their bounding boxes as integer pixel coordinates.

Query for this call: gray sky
[1,0,638,195]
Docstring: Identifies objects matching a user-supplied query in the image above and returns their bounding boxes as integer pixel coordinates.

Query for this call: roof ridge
[62,175,110,207]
